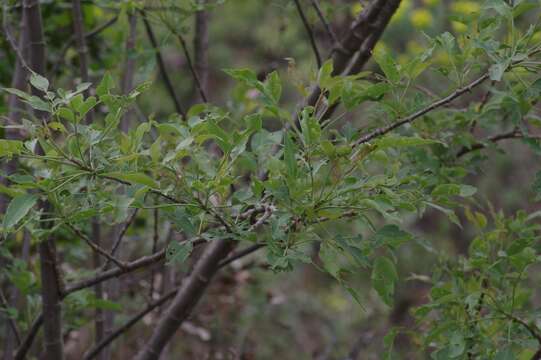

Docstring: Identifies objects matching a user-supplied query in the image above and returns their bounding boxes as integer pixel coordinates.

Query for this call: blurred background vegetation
[1,0,541,359]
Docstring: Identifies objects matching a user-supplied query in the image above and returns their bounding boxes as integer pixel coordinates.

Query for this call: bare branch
[293,0,322,68]
[194,0,210,102]
[101,209,139,270]
[51,15,118,78]
[2,0,32,74]
[13,313,43,360]
[134,238,234,360]
[218,244,265,269]
[0,288,21,346]
[120,12,138,132]
[456,129,539,158]
[176,33,209,103]
[66,224,128,270]
[64,238,206,296]
[83,286,180,360]
[310,0,338,44]
[139,10,186,117]
[72,0,93,123]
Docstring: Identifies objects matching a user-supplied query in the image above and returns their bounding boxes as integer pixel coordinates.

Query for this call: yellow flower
[411,9,434,28]
[351,3,363,17]
[452,21,468,33]
[451,1,481,15]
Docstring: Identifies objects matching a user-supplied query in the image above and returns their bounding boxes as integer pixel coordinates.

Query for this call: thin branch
[66,224,128,270]
[63,238,205,296]
[83,286,180,360]
[13,313,43,360]
[218,244,265,269]
[0,288,21,346]
[148,208,159,300]
[13,239,203,357]
[2,0,32,73]
[52,15,118,77]
[5,6,29,129]
[72,0,93,124]
[139,10,186,117]
[350,48,541,149]
[470,80,496,133]
[456,129,525,157]
[134,237,234,360]
[101,209,139,270]
[193,1,210,102]
[352,73,490,148]
[176,33,209,103]
[293,0,322,68]
[120,11,138,132]
[310,0,338,44]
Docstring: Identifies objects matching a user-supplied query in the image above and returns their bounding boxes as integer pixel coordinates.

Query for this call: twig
[310,0,338,44]
[352,74,490,148]
[0,288,21,346]
[218,244,265,269]
[101,209,139,270]
[83,286,180,360]
[176,33,209,103]
[13,313,43,360]
[72,0,93,124]
[51,15,118,77]
[293,0,322,68]
[149,207,159,300]
[120,11,138,132]
[2,0,32,73]
[66,224,128,269]
[64,238,205,296]
[456,129,527,157]
[470,80,496,133]
[139,10,186,117]
[194,0,209,103]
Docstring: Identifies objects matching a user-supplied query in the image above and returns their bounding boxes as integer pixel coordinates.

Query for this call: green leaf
[432,184,477,197]
[103,172,159,189]
[0,140,24,158]
[375,136,441,150]
[30,73,49,92]
[383,328,398,360]
[319,242,343,278]
[264,71,281,103]
[25,96,50,112]
[318,59,334,89]
[372,256,398,306]
[2,87,31,101]
[374,47,400,83]
[320,140,335,157]
[372,225,413,250]
[166,241,194,265]
[223,68,258,87]
[96,72,114,97]
[3,194,38,230]
[57,107,75,122]
[78,96,97,118]
[448,332,465,358]
[489,62,508,81]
